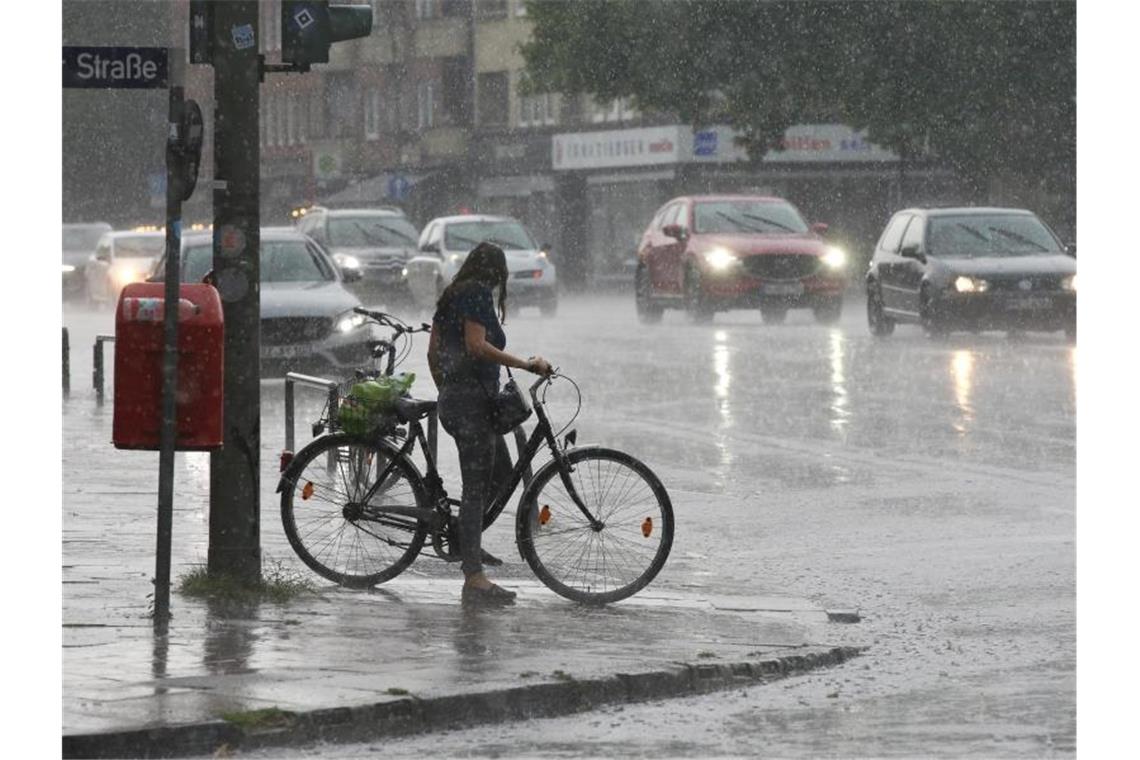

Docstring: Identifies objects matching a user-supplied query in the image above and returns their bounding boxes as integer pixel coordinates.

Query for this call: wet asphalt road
[63,289,1075,757]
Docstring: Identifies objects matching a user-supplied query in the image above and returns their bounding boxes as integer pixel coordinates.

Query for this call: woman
[427,242,553,606]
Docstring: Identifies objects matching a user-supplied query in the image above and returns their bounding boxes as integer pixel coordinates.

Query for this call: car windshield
[327,216,418,247]
[182,240,334,283]
[115,236,165,260]
[63,225,110,250]
[927,214,1062,258]
[444,221,536,251]
[693,201,809,234]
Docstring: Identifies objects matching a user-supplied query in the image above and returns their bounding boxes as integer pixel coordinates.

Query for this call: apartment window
[477,0,508,19]
[295,95,307,144]
[477,71,509,126]
[364,89,382,140]
[325,74,356,138]
[286,95,296,145]
[415,0,437,19]
[591,96,637,124]
[442,57,472,126]
[514,0,528,16]
[309,91,325,139]
[519,92,556,128]
[418,82,435,130]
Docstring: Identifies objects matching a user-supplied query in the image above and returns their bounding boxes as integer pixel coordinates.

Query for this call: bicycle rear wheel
[281,433,428,588]
[516,447,674,604]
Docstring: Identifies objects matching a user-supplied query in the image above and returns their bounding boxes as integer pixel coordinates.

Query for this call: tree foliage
[520,0,1075,188]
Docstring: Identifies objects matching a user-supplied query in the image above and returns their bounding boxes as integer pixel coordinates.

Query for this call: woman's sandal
[461,583,517,607]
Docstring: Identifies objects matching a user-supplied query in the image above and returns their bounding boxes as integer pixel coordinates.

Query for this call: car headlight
[1064,274,1077,291]
[111,264,144,287]
[954,276,990,293]
[703,247,738,271]
[822,246,847,270]
[62,264,76,274]
[449,254,462,265]
[333,253,361,270]
[335,311,367,334]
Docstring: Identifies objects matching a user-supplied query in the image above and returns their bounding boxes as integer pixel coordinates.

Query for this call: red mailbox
[113,282,224,450]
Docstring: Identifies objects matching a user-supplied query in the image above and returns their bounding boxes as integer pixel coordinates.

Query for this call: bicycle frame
[361,375,600,535]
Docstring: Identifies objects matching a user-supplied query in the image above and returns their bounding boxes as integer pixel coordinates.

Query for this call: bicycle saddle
[393,396,437,422]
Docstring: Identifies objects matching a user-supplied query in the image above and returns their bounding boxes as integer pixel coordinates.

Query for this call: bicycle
[277,308,675,604]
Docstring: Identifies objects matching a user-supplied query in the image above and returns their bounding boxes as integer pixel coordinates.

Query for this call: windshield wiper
[714,210,766,233]
[988,227,1050,253]
[740,212,797,232]
[487,237,527,250]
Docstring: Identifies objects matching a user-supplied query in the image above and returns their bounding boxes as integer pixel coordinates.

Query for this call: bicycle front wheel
[516,447,674,604]
[281,433,428,588]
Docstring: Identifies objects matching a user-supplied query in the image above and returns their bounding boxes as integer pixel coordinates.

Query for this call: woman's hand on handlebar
[526,356,554,377]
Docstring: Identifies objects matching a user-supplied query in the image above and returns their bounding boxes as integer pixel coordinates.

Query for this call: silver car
[295,207,418,299]
[63,222,111,299]
[405,214,558,316]
[153,228,374,375]
[85,230,166,307]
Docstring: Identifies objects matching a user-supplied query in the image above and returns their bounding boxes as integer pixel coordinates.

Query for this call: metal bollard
[93,335,115,405]
[62,327,70,398]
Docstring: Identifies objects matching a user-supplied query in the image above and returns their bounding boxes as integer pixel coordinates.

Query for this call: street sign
[63,46,169,89]
[387,174,413,202]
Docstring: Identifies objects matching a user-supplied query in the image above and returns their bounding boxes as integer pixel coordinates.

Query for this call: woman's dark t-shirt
[432,282,505,390]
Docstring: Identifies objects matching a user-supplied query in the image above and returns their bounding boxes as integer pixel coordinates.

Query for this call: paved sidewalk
[63,360,862,757]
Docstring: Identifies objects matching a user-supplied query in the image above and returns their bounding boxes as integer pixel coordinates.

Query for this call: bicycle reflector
[302,481,315,500]
[280,450,294,472]
[539,505,552,525]
[642,517,653,537]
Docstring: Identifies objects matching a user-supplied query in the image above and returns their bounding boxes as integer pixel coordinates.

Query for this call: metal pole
[63,327,70,398]
[284,377,295,453]
[93,336,106,405]
[209,2,261,582]
[154,49,185,624]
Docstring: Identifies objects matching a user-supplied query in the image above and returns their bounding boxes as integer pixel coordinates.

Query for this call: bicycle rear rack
[283,371,440,465]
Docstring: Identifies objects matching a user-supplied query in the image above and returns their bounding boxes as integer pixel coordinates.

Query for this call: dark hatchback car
[635,195,848,324]
[150,227,374,375]
[865,207,1076,339]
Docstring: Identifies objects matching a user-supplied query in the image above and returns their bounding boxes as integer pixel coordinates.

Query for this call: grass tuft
[178,560,315,604]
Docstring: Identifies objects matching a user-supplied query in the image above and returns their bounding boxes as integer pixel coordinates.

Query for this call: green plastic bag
[339,372,416,435]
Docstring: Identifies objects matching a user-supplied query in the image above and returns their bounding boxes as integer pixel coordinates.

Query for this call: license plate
[262,344,311,359]
[761,282,804,297]
[1008,296,1052,311]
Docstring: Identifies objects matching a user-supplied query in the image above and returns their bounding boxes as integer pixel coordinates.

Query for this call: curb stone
[62,645,865,759]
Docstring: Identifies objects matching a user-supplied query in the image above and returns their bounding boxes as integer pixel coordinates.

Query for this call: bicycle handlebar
[352,306,431,334]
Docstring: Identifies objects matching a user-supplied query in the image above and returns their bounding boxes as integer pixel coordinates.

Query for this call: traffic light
[282,2,372,67]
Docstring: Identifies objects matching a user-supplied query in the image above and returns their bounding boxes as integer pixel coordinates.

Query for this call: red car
[634,195,848,324]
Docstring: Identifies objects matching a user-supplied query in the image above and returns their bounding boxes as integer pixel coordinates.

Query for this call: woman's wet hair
[438,241,510,322]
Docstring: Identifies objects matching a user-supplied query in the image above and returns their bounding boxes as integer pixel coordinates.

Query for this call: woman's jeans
[437,384,513,577]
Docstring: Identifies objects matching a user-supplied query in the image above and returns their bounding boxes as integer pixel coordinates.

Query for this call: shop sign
[763,124,898,163]
[552,126,682,170]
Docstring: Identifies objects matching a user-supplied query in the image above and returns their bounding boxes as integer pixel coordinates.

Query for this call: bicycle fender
[276,434,415,494]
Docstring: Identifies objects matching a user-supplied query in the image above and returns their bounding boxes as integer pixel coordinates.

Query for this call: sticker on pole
[217,225,246,256]
[231,24,256,51]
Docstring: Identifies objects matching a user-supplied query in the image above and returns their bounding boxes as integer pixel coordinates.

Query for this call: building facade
[167,1,1005,288]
